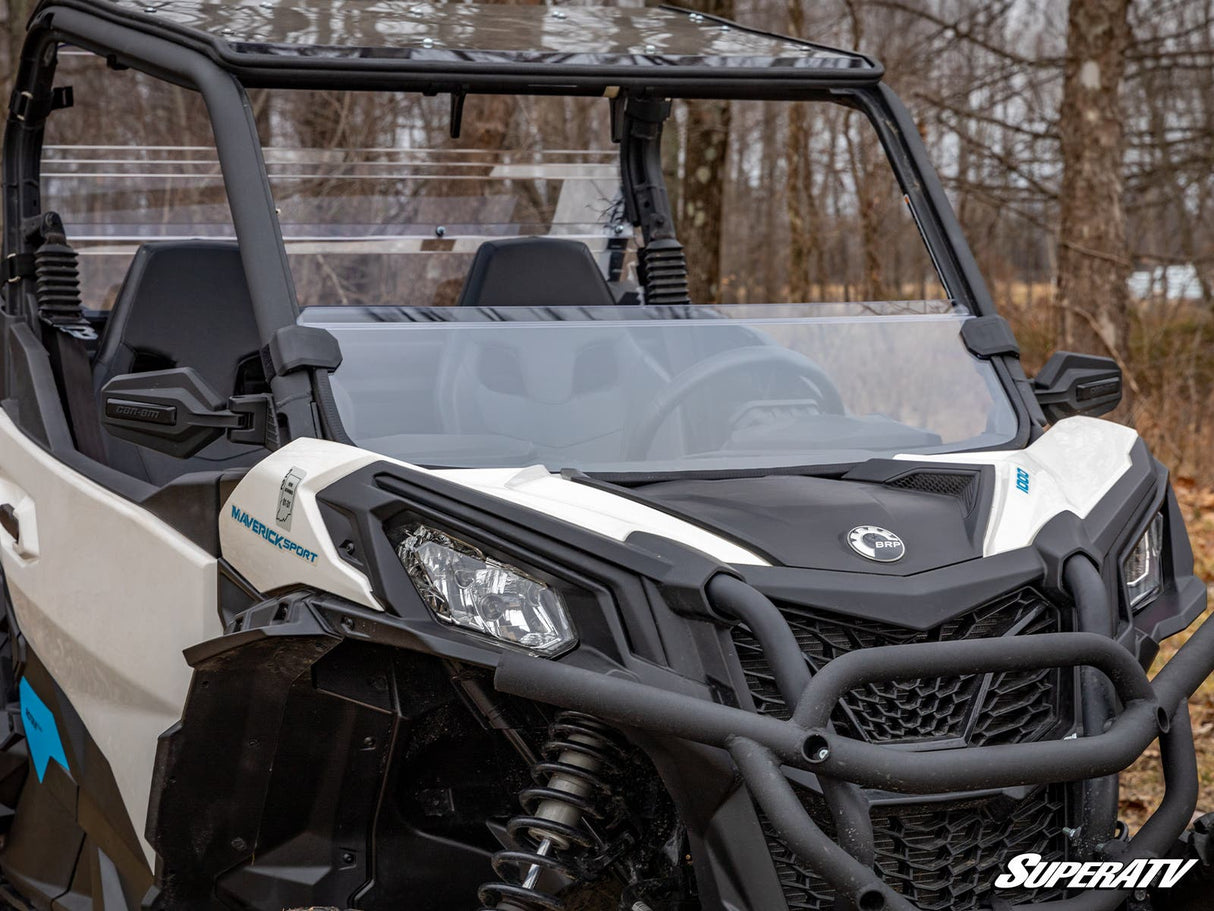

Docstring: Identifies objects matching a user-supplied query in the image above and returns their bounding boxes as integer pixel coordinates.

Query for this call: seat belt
[17,212,107,463]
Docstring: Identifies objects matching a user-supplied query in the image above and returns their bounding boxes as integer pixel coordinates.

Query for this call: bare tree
[1,0,36,99]
[1055,0,1133,367]
[787,0,820,302]
[681,0,734,303]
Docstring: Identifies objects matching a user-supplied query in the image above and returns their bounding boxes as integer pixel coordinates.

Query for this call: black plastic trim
[264,324,342,376]
[961,314,1020,358]
[2,649,152,910]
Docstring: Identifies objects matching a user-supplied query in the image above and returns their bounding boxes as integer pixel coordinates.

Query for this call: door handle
[0,504,17,541]
[0,494,37,561]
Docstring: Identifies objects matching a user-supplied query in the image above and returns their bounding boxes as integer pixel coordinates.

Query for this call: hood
[221,418,1142,604]
[635,470,988,575]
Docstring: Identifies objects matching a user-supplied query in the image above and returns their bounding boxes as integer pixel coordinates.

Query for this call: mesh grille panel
[730,588,1063,746]
[766,787,1068,911]
[733,588,1073,910]
[886,471,980,512]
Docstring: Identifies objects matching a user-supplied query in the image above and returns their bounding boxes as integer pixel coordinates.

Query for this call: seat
[439,238,666,463]
[456,237,617,309]
[92,241,269,485]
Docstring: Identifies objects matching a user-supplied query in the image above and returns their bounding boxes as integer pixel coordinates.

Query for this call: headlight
[1123,512,1164,611]
[398,524,576,656]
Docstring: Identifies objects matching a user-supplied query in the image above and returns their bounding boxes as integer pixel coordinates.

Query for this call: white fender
[897,416,1139,556]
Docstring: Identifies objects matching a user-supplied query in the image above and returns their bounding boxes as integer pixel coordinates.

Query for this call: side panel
[899,416,1138,556]
[220,439,384,608]
[0,410,221,865]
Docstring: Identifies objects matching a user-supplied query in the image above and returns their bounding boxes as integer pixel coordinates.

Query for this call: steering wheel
[623,345,846,460]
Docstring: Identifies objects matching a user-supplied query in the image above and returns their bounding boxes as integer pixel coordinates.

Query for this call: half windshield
[305,302,1019,474]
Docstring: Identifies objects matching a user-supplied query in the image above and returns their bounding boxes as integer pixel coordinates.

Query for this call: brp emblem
[847,526,905,563]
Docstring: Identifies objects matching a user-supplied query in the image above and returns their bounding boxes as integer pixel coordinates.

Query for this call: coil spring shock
[478,711,626,911]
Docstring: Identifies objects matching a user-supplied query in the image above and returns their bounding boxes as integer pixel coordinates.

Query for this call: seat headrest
[94,240,260,391]
[456,237,617,309]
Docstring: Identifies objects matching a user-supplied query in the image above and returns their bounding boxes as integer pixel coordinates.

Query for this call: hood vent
[885,470,980,514]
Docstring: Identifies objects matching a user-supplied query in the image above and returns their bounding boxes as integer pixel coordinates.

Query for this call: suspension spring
[477,711,626,911]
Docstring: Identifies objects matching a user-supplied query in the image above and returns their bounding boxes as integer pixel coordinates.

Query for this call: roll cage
[1,0,1038,482]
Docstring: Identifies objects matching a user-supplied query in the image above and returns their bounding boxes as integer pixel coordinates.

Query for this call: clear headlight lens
[1124,512,1165,611]
[398,524,576,656]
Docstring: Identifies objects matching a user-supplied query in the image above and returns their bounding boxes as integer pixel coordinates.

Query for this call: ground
[1120,478,1214,831]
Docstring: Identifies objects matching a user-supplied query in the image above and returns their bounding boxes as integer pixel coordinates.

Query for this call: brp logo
[847,526,906,563]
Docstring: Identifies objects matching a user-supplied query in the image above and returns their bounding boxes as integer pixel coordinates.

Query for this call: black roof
[42,1,883,94]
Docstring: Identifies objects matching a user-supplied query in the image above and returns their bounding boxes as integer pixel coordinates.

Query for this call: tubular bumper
[495,562,1214,911]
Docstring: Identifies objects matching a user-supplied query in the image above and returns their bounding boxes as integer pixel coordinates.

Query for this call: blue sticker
[229,505,318,563]
[19,678,69,782]
[1015,467,1031,494]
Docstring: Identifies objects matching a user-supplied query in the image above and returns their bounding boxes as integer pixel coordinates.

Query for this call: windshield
[306,302,1018,473]
[40,63,1023,475]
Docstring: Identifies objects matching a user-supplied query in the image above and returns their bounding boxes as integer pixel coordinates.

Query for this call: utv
[0,2,1211,910]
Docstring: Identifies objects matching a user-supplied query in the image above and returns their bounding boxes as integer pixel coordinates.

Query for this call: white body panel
[897,416,1139,556]
[0,411,219,866]
[220,440,385,606]
[221,442,768,610]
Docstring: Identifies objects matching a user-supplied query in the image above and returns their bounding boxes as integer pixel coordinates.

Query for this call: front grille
[731,587,1064,746]
[731,588,1073,910]
[766,787,1069,911]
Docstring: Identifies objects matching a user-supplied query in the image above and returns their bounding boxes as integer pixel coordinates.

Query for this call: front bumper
[495,563,1214,911]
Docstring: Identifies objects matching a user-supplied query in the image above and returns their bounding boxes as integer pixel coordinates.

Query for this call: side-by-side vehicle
[0,3,1211,910]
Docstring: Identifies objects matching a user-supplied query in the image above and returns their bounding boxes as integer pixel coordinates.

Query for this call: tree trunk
[681,0,734,303]
[1055,0,1132,370]
[786,0,820,303]
[842,1,887,302]
[2,0,36,100]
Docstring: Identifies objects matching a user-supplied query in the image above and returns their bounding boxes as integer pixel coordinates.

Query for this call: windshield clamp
[961,316,1020,359]
[9,85,72,122]
[263,325,343,379]
[5,253,34,284]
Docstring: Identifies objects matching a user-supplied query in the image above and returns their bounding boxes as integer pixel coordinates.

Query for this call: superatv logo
[230,505,318,563]
[996,853,1197,891]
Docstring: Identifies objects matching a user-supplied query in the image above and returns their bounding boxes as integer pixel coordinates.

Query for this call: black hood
[633,464,992,575]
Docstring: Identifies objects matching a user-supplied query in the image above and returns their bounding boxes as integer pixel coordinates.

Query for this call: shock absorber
[478,711,625,911]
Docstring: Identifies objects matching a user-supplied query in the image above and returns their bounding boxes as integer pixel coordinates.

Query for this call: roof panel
[106,1,872,71]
